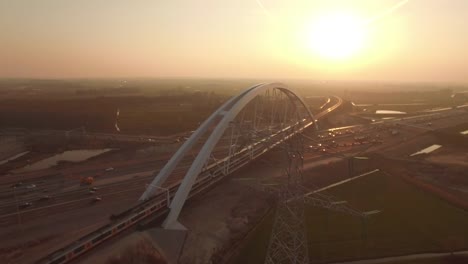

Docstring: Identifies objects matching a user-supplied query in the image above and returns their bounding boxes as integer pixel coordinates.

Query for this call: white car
[19,202,33,209]
[92,197,102,203]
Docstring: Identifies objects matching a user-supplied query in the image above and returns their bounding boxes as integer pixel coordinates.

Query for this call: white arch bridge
[142,82,317,229]
[39,83,343,264]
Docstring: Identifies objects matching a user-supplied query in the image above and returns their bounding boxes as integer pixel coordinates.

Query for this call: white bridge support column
[140,83,315,230]
[163,109,239,229]
[139,85,262,201]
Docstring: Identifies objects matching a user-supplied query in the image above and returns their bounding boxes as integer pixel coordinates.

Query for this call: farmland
[232,171,468,263]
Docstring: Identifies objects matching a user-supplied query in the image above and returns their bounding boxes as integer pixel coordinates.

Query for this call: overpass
[38,83,344,264]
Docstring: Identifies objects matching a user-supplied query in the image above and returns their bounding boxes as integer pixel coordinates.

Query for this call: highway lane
[0,184,147,227]
[0,161,199,217]
[0,156,192,205]
[0,123,237,194]
[0,131,252,221]
[0,176,151,215]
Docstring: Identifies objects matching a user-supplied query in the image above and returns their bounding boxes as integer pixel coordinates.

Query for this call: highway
[42,96,468,264]
[2,94,467,264]
[23,95,339,264]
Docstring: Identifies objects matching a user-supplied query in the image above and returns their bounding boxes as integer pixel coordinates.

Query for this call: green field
[387,255,468,264]
[232,172,468,263]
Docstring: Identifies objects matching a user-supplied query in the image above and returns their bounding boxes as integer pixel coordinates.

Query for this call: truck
[354,135,368,143]
[80,176,94,185]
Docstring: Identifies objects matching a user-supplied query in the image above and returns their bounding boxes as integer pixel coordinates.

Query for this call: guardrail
[37,98,343,264]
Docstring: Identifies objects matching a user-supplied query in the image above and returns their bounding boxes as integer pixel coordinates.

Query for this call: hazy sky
[1,0,467,83]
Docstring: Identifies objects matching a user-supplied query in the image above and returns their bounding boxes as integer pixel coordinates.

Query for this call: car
[309,143,322,149]
[25,184,36,189]
[105,167,114,172]
[89,190,96,194]
[11,182,23,188]
[38,195,51,202]
[90,187,99,191]
[19,202,33,209]
[91,197,102,203]
[308,145,317,152]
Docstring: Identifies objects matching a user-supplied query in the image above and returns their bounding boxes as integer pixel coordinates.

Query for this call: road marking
[410,144,442,156]
[0,186,145,219]
[305,169,380,197]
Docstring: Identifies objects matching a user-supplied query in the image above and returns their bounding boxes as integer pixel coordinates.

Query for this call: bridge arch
[140,83,316,229]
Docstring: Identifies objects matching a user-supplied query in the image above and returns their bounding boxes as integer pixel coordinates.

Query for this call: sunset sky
[1,0,467,83]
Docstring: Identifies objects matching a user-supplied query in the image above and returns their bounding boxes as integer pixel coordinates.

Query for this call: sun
[307,12,367,60]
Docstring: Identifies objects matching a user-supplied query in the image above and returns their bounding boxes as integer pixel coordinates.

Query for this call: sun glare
[307,12,367,60]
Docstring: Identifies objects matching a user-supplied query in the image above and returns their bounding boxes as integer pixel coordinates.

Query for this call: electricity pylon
[263,128,380,264]
[264,132,310,264]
